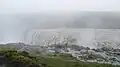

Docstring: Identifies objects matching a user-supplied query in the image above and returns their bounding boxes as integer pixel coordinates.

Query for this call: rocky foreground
[1,42,120,65]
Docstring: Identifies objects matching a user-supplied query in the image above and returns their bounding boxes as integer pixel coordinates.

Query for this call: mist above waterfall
[0,12,120,43]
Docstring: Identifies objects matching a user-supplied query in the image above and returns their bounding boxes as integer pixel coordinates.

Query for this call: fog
[1,0,120,43]
[0,12,120,43]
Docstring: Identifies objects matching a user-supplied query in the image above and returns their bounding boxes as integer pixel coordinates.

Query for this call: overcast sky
[1,0,120,14]
[1,0,120,43]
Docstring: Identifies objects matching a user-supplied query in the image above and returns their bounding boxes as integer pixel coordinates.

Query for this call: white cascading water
[23,28,120,49]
